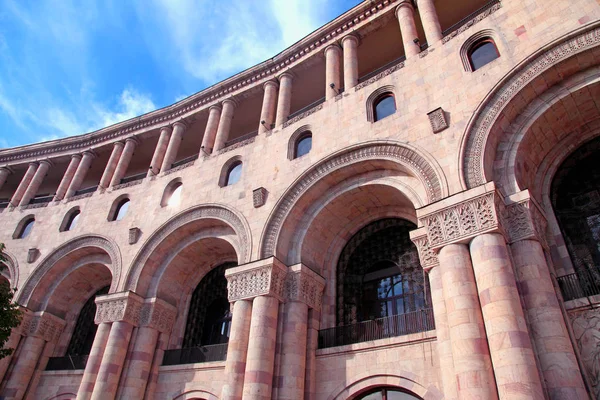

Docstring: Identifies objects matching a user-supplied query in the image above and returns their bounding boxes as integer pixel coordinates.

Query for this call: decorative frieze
[225,257,287,302]
[283,104,324,128]
[95,291,144,326]
[442,1,502,44]
[66,192,94,203]
[163,160,196,175]
[20,311,65,343]
[284,263,326,311]
[112,179,144,191]
[253,187,268,208]
[427,107,448,134]
[354,62,405,91]
[504,191,548,247]
[139,298,177,334]
[218,137,256,155]
[409,227,439,270]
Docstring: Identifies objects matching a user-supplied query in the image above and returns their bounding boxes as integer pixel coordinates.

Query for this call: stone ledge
[158,360,225,373]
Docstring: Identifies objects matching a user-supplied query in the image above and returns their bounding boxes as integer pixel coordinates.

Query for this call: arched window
[294,133,312,159]
[66,286,109,356]
[15,217,35,239]
[64,210,80,231]
[356,387,421,400]
[110,198,130,221]
[468,38,499,71]
[374,94,396,122]
[161,180,183,207]
[225,162,242,186]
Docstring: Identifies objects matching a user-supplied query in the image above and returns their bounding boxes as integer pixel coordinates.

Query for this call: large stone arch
[459,22,600,191]
[0,250,18,289]
[259,140,448,259]
[328,370,438,400]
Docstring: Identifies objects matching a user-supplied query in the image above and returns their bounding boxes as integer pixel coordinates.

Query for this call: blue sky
[0,0,362,149]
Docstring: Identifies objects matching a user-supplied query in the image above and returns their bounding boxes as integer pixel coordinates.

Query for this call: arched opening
[161,179,183,207]
[467,38,499,71]
[110,197,130,221]
[374,93,396,122]
[60,208,81,232]
[552,137,600,300]
[294,132,313,159]
[354,386,421,400]
[14,216,35,239]
[225,161,242,186]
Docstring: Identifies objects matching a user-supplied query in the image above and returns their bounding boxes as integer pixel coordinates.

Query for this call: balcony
[318,308,435,349]
[74,186,98,197]
[29,194,55,205]
[119,172,147,185]
[162,343,228,366]
[557,269,600,301]
[442,0,502,37]
[46,355,88,371]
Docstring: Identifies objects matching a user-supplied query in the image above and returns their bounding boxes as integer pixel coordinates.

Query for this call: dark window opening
[356,387,422,400]
[374,94,396,122]
[468,39,499,71]
[113,199,130,221]
[19,219,35,239]
[225,162,242,186]
[295,134,313,159]
[65,211,80,231]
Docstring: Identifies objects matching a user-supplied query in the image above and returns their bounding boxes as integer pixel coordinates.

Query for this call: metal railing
[287,97,326,120]
[442,0,501,36]
[557,269,600,301]
[224,131,258,148]
[46,355,89,371]
[358,56,406,83]
[119,172,146,185]
[0,199,10,209]
[171,154,199,169]
[29,194,55,204]
[162,343,228,366]
[74,186,98,196]
[318,308,435,349]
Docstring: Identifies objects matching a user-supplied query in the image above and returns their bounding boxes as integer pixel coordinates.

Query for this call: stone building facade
[0,0,599,398]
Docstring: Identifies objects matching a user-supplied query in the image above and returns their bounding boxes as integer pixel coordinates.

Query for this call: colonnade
[0,0,445,208]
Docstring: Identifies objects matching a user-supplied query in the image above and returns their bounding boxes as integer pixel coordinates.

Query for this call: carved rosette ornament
[284,263,326,311]
[225,257,287,302]
[20,311,65,343]
[139,298,177,333]
[95,291,144,326]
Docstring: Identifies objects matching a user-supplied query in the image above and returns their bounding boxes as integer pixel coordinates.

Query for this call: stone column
[160,122,186,173]
[65,151,96,199]
[325,45,342,100]
[90,292,143,400]
[304,310,320,400]
[279,264,325,400]
[54,154,81,201]
[258,81,279,134]
[0,167,12,193]
[505,194,588,399]
[19,160,52,206]
[417,0,442,44]
[109,137,139,187]
[221,300,252,400]
[10,163,38,207]
[341,35,359,91]
[1,312,65,400]
[99,142,124,189]
[213,99,236,152]
[395,1,420,58]
[200,106,222,155]
[76,323,111,400]
[147,126,172,177]
[143,332,168,400]
[119,299,176,400]
[275,73,293,127]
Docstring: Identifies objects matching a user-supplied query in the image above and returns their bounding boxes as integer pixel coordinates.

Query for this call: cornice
[0,0,398,165]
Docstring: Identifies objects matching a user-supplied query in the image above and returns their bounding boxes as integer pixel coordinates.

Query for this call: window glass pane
[470,41,499,70]
[375,96,396,121]
[296,136,312,158]
[67,212,80,231]
[359,391,383,400]
[168,184,182,207]
[115,200,130,221]
[226,163,242,186]
[21,220,34,238]
[386,389,421,400]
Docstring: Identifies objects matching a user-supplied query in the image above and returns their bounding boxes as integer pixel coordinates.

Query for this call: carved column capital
[20,311,65,343]
[95,291,144,326]
[504,190,548,248]
[284,263,325,311]
[409,227,439,271]
[225,257,287,302]
[139,298,177,333]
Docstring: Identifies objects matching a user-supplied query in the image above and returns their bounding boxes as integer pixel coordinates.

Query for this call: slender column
[395,1,420,58]
[19,160,52,206]
[275,73,293,127]
[213,99,236,152]
[0,167,12,193]
[65,151,96,199]
[279,301,309,400]
[159,122,186,173]
[1,336,45,399]
[200,106,222,155]
[417,0,442,44]
[143,333,168,400]
[242,296,279,400]
[147,127,172,177]
[91,321,134,400]
[470,233,544,399]
[222,300,253,400]
[119,326,159,399]
[427,267,457,400]
[304,310,319,400]
[513,239,588,399]
[341,35,359,90]
[99,142,124,189]
[10,163,38,207]
[54,155,81,201]
[109,138,138,187]
[76,323,111,400]
[258,81,279,134]
[438,244,498,400]
[324,45,342,100]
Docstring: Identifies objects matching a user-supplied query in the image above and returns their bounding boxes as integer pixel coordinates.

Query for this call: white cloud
[96,89,156,128]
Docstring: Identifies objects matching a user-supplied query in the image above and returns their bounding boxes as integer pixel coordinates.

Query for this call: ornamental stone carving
[442,1,502,44]
[504,190,548,247]
[139,298,177,333]
[129,227,141,245]
[253,187,268,208]
[283,104,323,128]
[409,227,439,270]
[427,107,448,134]
[354,62,405,91]
[225,257,287,302]
[284,263,325,311]
[20,311,65,343]
[95,291,144,326]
